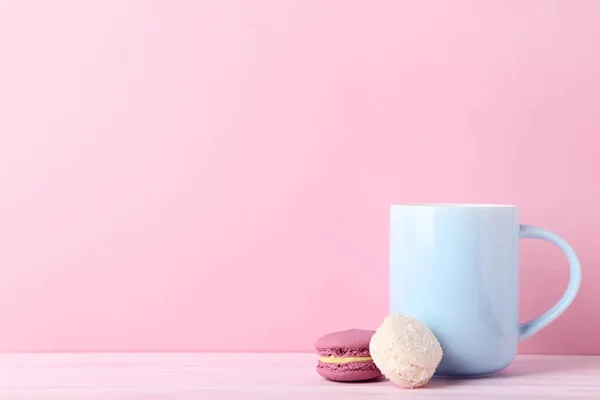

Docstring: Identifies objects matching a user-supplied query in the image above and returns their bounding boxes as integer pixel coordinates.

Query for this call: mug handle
[518,225,582,341]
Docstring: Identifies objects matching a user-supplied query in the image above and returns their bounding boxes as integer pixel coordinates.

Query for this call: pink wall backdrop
[0,0,599,354]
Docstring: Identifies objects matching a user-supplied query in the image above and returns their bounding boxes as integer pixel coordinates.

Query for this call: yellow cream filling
[319,356,372,364]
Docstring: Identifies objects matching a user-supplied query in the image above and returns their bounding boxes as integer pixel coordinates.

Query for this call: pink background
[0,0,598,354]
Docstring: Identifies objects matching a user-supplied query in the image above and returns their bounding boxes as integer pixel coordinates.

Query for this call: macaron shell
[369,315,443,388]
[317,361,382,382]
[317,348,371,357]
[315,329,375,349]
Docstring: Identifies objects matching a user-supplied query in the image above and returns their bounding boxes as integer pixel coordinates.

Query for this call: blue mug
[389,204,581,377]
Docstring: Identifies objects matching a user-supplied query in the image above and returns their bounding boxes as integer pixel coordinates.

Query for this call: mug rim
[391,203,516,208]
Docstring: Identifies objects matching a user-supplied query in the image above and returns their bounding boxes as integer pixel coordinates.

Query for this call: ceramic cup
[389,204,581,377]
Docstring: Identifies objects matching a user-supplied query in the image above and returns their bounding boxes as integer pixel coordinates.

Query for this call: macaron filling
[319,356,373,364]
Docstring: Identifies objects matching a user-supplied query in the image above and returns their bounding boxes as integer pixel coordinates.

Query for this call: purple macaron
[315,329,382,382]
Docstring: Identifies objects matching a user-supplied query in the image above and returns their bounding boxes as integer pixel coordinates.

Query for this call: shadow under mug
[389,204,581,377]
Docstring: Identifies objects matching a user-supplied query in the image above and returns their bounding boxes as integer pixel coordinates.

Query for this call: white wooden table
[0,353,597,399]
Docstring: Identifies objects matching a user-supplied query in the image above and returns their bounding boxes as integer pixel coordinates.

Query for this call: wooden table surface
[0,353,597,399]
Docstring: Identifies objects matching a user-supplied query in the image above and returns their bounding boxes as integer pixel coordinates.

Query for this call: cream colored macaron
[369,314,443,388]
